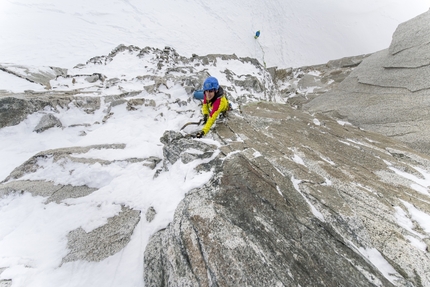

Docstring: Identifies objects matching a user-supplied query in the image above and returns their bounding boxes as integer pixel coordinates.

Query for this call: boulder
[2,143,127,183]
[62,205,140,263]
[33,113,63,133]
[160,130,217,167]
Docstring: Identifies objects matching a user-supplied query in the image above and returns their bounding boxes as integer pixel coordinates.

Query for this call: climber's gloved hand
[194,131,204,138]
[202,114,208,124]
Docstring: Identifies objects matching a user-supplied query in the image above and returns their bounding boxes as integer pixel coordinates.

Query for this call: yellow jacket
[201,88,229,135]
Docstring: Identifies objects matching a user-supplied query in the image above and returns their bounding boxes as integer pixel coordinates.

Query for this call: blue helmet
[203,77,219,91]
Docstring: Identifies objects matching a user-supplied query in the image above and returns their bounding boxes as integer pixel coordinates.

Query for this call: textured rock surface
[160,130,217,167]
[304,10,430,156]
[145,155,394,287]
[62,205,140,263]
[145,103,430,287]
[269,53,371,109]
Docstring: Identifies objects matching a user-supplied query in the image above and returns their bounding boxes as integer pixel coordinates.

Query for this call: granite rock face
[304,10,430,156]
[145,103,430,287]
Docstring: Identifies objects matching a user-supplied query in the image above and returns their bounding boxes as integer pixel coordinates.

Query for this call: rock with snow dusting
[144,103,430,287]
[0,144,143,265]
[160,130,217,167]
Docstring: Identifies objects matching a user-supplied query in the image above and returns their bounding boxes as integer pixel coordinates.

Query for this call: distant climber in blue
[254,30,260,39]
[193,77,230,138]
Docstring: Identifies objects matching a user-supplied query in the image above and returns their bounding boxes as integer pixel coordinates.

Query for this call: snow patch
[292,154,305,166]
[291,176,325,222]
[357,247,399,285]
[400,200,430,233]
[389,166,430,196]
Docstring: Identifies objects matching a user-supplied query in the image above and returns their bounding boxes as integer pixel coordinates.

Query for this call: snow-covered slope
[0,0,428,69]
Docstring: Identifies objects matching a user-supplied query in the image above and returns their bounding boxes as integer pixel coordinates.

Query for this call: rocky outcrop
[2,144,127,183]
[0,63,67,89]
[304,10,430,156]
[269,53,371,108]
[62,205,140,263]
[0,180,97,204]
[0,97,53,128]
[145,103,430,286]
[33,113,62,133]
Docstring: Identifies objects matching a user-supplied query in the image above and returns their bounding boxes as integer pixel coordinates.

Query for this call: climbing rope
[254,30,270,101]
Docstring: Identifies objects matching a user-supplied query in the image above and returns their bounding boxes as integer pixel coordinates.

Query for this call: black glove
[194,131,204,138]
[202,114,208,124]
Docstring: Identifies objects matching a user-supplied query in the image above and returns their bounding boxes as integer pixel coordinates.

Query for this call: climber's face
[205,89,215,100]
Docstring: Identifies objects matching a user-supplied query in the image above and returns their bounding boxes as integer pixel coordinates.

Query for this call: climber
[193,76,230,138]
[254,30,260,39]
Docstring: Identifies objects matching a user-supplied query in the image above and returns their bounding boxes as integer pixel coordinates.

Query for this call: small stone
[146,206,157,222]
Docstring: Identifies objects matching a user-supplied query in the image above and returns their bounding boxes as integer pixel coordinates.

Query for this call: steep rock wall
[145,103,430,286]
[304,10,430,156]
